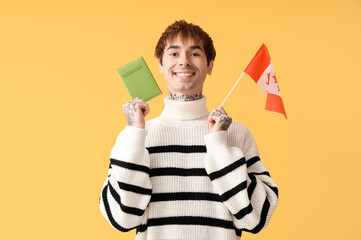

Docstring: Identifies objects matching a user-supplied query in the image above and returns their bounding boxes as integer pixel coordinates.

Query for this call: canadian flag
[244,44,287,119]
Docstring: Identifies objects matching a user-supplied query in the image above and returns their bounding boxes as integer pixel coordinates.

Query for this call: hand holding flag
[221,44,287,119]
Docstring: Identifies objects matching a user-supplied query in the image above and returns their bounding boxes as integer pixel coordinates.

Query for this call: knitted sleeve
[204,129,278,233]
[99,126,152,232]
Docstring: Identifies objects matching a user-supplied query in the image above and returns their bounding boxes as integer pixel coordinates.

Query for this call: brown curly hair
[155,20,216,66]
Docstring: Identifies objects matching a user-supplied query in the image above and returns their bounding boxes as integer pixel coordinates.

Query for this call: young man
[99,20,279,240]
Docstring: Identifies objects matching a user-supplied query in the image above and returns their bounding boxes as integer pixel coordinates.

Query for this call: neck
[168,90,203,102]
[160,95,209,121]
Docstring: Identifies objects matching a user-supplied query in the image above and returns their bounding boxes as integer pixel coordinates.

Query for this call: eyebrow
[166,45,203,51]
[190,45,203,51]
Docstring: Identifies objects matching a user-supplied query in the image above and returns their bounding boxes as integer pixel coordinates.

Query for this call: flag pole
[220,72,245,107]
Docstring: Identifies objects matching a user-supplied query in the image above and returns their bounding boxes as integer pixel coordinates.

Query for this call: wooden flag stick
[220,72,245,107]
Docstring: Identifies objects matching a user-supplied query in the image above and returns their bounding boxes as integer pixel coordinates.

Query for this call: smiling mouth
[173,72,195,77]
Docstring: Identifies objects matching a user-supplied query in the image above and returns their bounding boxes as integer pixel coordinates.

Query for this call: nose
[178,53,190,67]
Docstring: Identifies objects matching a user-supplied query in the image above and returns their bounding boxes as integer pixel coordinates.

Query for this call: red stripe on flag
[265,93,287,119]
[244,44,271,83]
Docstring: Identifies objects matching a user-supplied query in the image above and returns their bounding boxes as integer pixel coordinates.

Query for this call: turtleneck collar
[160,96,209,121]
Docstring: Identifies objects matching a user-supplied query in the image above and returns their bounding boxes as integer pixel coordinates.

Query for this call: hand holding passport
[116,57,162,102]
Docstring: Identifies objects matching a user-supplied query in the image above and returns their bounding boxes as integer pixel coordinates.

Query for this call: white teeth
[176,72,193,77]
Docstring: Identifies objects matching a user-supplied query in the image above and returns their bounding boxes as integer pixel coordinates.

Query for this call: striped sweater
[99,96,278,240]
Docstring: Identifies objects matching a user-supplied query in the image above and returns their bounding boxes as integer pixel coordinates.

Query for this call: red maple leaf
[272,74,280,92]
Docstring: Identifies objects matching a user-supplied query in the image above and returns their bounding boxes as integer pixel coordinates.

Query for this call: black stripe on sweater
[150,192,222,202]
[250,171,271,177]
[101,184,134,232]
[268,186,279,197]
[246,156,260,168]
[108,181,145,216]
[247,173,257,200]
[118,181,152,195]
[150,167,207,177]
[110,158,149,175]
[248,172,278,197]
[243,197,271,233]
[247,172,279,199]
[220,180,248,202]
[234,203,253,219]
[208,157,246,181]
[147,145,207,154]
[136,216,243,236]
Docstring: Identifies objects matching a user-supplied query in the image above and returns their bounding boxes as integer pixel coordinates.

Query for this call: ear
[207,60,214,75]
[159,61,163,74]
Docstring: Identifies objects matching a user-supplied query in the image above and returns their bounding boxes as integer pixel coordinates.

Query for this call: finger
[136,100,147,107]
[134,98,147,106]
[143,104,150,116]
[210,109,219,115]
[136,97,146,101]
[210,109,222,122]
[208,113,214,121]
[207,114,216,128]
[135,102,150,117]
[217,106,227,115]
[209,110,222,122]
[132,97,144,105]
[135,101,147,111]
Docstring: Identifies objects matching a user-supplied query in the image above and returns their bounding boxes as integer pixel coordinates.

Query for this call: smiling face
[159,35,213,96]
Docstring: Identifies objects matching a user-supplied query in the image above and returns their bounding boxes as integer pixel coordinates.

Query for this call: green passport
[116,57,162,102]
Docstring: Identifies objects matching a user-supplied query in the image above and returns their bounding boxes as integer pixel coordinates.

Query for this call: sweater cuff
[204,131,229,153]
[123,125,148,147]
[204,130,246,173]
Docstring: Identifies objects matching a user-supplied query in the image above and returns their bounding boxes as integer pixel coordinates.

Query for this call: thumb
[207,114,216,128]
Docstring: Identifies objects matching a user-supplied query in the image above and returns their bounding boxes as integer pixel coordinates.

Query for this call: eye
[191,53,200,57]
[169,52,177,56]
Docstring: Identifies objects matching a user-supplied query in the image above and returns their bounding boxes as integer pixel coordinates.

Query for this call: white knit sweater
[99,96,278,240]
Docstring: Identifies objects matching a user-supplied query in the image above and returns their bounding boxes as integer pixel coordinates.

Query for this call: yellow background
[1,0,360,239]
